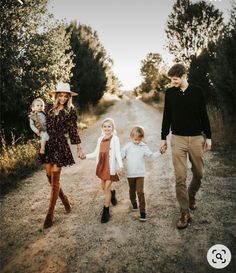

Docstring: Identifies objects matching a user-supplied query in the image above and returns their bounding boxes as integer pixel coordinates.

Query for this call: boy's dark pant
[127,177,145,213]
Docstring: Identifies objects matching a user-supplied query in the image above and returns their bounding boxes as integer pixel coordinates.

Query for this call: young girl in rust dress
[85,118,123,223]
[42,82,85,229]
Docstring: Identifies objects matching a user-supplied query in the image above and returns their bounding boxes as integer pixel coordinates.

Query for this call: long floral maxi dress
[43,104,81,167]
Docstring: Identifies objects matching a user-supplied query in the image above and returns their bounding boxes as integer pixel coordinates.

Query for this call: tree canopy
[166,0,224,64]
[1,0,73,140]
[139,53,169,98]
[66,22,108,108]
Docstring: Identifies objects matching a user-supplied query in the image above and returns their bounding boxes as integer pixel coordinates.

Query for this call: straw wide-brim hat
[50,82,78,96]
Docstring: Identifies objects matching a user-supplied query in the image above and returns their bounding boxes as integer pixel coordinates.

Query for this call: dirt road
[1,99,235,273]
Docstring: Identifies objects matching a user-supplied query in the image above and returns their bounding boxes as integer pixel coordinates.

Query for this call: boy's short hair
[168,63,187,78]
[130,126,145,138]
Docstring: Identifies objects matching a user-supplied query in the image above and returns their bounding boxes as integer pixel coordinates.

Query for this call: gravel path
[1,99,235,273]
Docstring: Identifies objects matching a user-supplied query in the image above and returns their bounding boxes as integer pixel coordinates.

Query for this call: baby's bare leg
[39,132,49,154]
[40,139,46,154]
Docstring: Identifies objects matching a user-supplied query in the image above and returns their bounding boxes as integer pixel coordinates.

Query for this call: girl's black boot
[101,206,110,223]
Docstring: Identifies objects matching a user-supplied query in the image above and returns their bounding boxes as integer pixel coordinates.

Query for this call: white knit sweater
[121,141,160,178]
[86,134,123,175]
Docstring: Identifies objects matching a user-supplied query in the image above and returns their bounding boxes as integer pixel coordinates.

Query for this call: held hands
[79,153,86,160]
[160,140,167,154]
[204,139,212,152]
[77,146,86,159]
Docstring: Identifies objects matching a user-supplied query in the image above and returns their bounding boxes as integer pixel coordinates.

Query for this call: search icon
[207,244,231,269]
[216,253,223,260]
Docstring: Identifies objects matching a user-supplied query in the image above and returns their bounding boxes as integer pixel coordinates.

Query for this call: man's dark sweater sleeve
[199,90,211,139]
[161,90,171,140]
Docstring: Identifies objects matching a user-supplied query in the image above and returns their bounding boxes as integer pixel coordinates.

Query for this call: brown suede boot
[46,174,72,213]
[177,212,191,229]
[59,192,72,213]
[44,171,61,229]
[43,213,53,229]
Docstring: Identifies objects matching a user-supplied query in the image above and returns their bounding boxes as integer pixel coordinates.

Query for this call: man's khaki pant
[171,135,205,212]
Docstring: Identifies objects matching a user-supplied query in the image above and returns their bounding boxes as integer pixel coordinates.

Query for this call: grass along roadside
[0,99,116,196]
[0,138,40,195]
[78,99,115,130]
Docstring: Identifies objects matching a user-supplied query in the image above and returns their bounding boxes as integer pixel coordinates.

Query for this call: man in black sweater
[160,63,212,229]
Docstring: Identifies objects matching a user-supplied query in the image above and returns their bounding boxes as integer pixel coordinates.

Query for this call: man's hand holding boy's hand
[160,140,167,154]
[79,154,86,160]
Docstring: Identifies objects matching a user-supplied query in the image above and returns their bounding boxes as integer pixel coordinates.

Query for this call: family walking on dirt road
[30,63,211,230]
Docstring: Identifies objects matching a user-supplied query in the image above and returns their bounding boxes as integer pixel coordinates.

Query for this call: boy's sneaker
[131,202,138,211]
[139,212,146,222]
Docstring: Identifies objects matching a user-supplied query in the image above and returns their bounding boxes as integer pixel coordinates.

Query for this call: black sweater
[161,85,211,140]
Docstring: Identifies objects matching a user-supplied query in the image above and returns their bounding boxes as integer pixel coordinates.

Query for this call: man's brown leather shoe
[177,212,191,229]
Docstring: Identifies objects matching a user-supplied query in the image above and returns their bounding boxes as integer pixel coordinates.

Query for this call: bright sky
[48,0,231,90]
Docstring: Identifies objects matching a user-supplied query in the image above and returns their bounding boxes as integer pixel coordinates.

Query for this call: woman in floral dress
[43,82,84,229]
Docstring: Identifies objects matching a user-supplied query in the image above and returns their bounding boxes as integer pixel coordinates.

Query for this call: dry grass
[141,92,165,112]
[0,137,40,194]
[78,99,115,130]
[208,105,235,149]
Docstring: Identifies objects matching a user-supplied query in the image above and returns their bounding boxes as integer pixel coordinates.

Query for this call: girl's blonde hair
[101,117,117,135]
[130,126,145,139]
[51,92,74,114]
[31,98,45,110]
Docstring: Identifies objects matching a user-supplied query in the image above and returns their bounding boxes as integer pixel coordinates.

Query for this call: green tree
[166,0,224,64]
[188,2,236,146]
[140,53,162,94]
[67,22,108,108]
[210,2,236,145]
[210,2,236,119]
[1,0,73,140]
[139,53,169,99]
[105,66,122,94]
[141,53,162,80]
[188,45,216,103]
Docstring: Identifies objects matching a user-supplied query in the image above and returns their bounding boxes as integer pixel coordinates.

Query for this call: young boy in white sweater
[121,126,160,221]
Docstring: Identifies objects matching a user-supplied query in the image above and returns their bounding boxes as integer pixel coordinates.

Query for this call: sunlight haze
[48,0,231,90]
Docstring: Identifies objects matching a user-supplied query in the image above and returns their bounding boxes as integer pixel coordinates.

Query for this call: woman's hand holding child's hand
[80,154,86,160]
[77,147,85,159]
